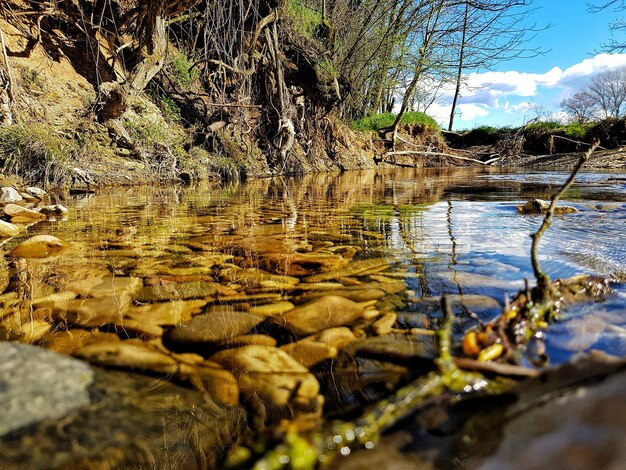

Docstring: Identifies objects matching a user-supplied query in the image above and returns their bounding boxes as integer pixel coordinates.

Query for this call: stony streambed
[0,168,625,468]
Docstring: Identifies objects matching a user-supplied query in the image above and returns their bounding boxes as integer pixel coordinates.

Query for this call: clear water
[6,166,626,363]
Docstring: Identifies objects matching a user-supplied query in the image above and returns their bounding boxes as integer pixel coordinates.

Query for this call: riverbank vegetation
[0,1,623,187]
[0,0,547,186]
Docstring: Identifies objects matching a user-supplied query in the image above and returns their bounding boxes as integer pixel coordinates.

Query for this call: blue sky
[430,0,626,129]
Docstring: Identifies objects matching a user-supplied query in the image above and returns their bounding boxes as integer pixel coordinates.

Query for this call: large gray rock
[0,187,22,204]
[0,342,94,436]
[0,365,245,469]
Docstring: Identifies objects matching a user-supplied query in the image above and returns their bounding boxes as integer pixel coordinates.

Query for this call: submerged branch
[530,139,601,289]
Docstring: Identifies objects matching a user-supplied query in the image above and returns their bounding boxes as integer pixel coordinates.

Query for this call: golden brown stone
[10,235,68,259]
[274,295,366,336]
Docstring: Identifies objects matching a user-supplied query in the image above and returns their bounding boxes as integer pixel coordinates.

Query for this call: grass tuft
[0,124,73,185]
[351,111,440,132]
[286,0,323,39]
[170,53,200,89]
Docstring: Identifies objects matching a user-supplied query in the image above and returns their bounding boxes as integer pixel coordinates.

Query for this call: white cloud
[427,53,626,128]
[457,103,491,121]
[506,101,534,114]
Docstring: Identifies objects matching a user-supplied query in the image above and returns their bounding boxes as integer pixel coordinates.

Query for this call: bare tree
[387,0,449,145]
[560,91,598,123]
[447,0,539,131]
[586,66,626,118]
[589,1,626,51]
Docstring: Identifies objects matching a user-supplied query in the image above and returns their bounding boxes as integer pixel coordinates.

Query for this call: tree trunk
[388,53,425,145]
[99,3,168,120]
[386,2,443,147]
[448,1,469,131]
[0,29,14,125]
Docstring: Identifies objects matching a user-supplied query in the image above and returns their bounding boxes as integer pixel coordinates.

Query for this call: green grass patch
[468,125,511,136]
[169,53,199,89]
[524,121,592,140]
[126,121,168,146]
[159,95,182,122]
[351,111,440,132]
[286,0,323,39]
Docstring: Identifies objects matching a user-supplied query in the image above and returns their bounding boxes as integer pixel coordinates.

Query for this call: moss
[159,95,182,122]
[286,0,324,40]
[19,67,45,91]
[351,111,440,132]
[169,53,200,89]
[211,131,270,179]
[0,124,74,185]
[315,56,338,80]
[126,120,169,147]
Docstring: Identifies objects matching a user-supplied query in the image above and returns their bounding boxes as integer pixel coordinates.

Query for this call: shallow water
[10,167,626,361]
[2,167,626,467]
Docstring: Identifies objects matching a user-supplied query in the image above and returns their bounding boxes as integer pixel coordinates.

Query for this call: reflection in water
[0,167,625,465]
[5,166,625,335]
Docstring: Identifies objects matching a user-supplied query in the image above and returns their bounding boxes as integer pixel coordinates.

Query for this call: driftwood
[384,150,487,165]
[549,134,607,154]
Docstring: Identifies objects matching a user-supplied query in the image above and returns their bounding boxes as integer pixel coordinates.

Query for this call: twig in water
[530,139,601,292]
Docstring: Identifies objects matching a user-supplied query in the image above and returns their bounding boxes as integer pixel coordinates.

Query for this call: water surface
[14,167,626,363]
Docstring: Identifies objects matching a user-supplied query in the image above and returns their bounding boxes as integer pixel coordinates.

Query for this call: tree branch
[530,139,601,288]
[385,150,487,165]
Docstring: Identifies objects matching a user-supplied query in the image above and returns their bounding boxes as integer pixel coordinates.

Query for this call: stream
[1,167,625,468]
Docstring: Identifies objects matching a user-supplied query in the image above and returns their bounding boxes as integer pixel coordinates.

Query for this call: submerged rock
[294,286,387,303]
[137,279,218,301]
[0,318,51,343]
[316,350,410,418]
[274,295,366,336]
[280,327,358,367]
[219,267,300,290]
[40,329,121,355]
[345,334,438,364]
[260,251,350,276]
[0,342,94,437]
[372,312,397,336]
[75,341,179,374]
[10,235,68,258]
[219,334,278,348]
[167,308,264,345]
[210,345,323,425]
[248,300,295,317]
[0,366,245,469]
[125,299,207,326]
[177,360,240,405]
[304,257,390,282]
[0,258,7,293]
[57,277,142,327]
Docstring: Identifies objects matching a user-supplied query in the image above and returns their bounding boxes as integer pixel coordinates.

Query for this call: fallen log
[384,150,487,165]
